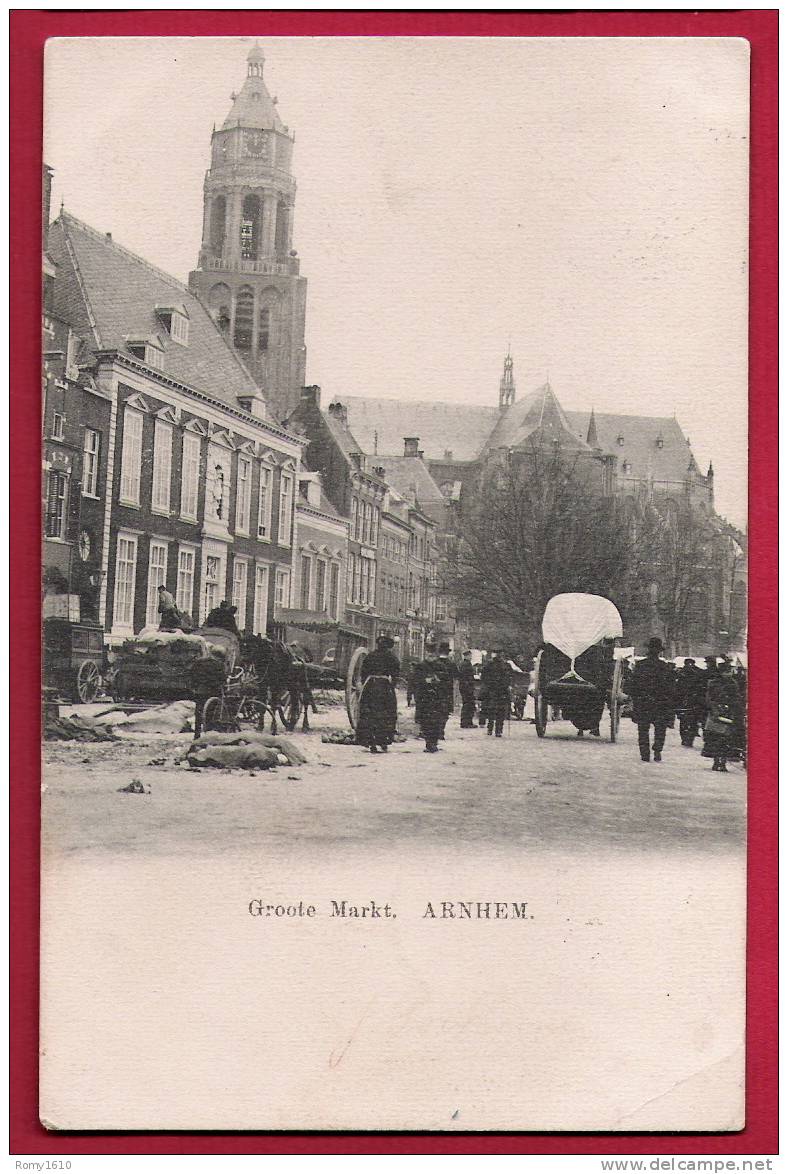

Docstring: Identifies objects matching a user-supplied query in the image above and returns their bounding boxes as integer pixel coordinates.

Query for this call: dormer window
[155,304,190,346]
[126,336,165,371]
[656,434,664,449]
[622,460,632,475]
[616,434,625,446]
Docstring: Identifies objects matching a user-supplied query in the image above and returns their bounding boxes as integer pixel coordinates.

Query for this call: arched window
[209,196,226,255]
[275,200,288,258]
[208,282,231,332]
[240,194,261,260]
[258,306,270,353]
[234,287,254,351]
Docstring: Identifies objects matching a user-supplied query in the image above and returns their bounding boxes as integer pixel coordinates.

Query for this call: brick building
[45,211,305,643]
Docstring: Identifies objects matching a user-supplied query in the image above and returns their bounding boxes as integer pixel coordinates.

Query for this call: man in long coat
[480,649,511,737]
[629,637,677,762]
[458,650,478,728]
[356,635,400,753]
[437,641,458,739]
[412,640,451,753]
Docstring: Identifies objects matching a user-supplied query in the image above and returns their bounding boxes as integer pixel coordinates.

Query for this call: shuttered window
[45,471,68,539]
[152,420,172,513]
[180,433,201,521]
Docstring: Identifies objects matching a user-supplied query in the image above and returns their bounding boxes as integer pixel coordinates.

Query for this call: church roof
[337,395,499,462]
[47,212,263,411]
[565,411,698,485]
[481,382,591,455]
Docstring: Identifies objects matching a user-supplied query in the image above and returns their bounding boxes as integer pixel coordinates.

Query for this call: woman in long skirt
[356,635,400,753]
[701,662,741,771]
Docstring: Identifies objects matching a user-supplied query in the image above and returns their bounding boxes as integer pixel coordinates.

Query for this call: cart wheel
[202,696,222,731]
[279,688,302,732]
[75,659,101,702]
[533,651,548,737]
[345,647,367,730]
[609,658,622,743]
[238,697,263,726]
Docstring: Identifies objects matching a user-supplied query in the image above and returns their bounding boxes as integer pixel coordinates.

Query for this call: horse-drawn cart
[532,593,624,741]
[43,617,105,702]
[109,627,239,704]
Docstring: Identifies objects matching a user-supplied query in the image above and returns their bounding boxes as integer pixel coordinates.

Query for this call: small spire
[707,460,714,478]
[586,407,599,449]
[498,349,516,409]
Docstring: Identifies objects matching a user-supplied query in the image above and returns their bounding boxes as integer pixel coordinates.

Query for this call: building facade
[188,43,307,424]
[44,210,305,643]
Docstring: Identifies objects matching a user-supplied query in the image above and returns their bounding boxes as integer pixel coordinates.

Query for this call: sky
[44,36,749,526]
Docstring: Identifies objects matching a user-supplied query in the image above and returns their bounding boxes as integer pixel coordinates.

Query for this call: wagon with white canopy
[532,593,624,741]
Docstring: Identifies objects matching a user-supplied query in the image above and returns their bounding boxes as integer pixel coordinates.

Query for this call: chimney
[373,465,386,479]
[301,384,321,408]
[403,437,419,457]
[328,400,347,426]
[443,449,453,460]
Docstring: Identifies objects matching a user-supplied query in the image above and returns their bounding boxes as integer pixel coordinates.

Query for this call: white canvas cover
[541,593,623,662]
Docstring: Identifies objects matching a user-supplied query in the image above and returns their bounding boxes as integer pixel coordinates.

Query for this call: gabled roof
[337,395,499,462]
[375,456,445,525]
[566,411,698,485]
[47,213,263,411]
[481,383,591,455]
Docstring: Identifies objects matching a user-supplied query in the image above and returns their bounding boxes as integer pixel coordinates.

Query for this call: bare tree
[445,443,632,648]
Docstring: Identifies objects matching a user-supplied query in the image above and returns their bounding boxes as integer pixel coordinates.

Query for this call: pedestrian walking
[412,640,451,753]
[189,647,226,740]
[701,660,742,772]
[355,635,400,754]
[480,649,511,737]
[458,650,478,728]
[437,641,457,739]
[675,657,707,747]
[629,637,677,762]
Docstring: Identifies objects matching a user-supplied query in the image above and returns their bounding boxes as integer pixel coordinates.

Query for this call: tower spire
[498,350,516,409]
[586,407,599,449]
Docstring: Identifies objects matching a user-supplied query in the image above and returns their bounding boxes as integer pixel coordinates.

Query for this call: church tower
[188,43,307,422]
[499,351,516,409]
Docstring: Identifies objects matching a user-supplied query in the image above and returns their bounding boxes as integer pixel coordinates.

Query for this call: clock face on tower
[244,130,268,159]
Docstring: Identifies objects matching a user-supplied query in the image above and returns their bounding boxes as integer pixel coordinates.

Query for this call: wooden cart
[43,617,105,702]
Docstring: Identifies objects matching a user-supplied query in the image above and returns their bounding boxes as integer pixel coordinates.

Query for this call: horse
[241,635,315,734]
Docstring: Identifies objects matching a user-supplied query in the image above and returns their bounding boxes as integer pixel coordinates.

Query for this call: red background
[10,8,777,1157]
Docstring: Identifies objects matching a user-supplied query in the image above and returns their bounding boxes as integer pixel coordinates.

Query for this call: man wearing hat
[458,650,478,728]
[437,641,458,739]
[629,637,678,762]
[355,634,400,753]
[412,639,452,752]
[479,649,511,737]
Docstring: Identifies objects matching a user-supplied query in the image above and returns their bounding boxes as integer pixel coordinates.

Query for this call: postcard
[39,35,749,1132]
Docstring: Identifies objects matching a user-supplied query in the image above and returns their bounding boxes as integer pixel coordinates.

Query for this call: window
[370,508,379,546]
[82,429,100,497]
[299,555,312,610]
[253,564,269,634]
[176,546,196,615]
[435,596,448,623]
[180,433,201,520]
[145,343,164,371]
[258,306,270,353]
[235,456,252,534]
[360,557,370,606]
[361,501,369,545]
[52,412,64,440]
[232,559,248,629]
[278,471,293,546]
[234,287,254,350]
[152,420,172,513]
[275,568,291,610]
[119,406,143,505]
[257,464,273,539]
[113,533,138,629]
[315,560,327,613]
[350,498,358,541]
[146,540,169,626]
[45,470,68,539]
[347,553,356,603]
[203,554,222,620]
[169,312,189,346]
[329,563,340,619]
[368,559,376,607]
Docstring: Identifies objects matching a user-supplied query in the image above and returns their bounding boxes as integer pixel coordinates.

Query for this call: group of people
[628,637,746,770]
[356,639,514,754]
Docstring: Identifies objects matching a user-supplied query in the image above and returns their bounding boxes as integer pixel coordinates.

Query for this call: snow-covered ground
[40,693,746,1132]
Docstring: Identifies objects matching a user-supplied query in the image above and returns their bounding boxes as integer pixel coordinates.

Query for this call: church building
[188,43,307,424]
